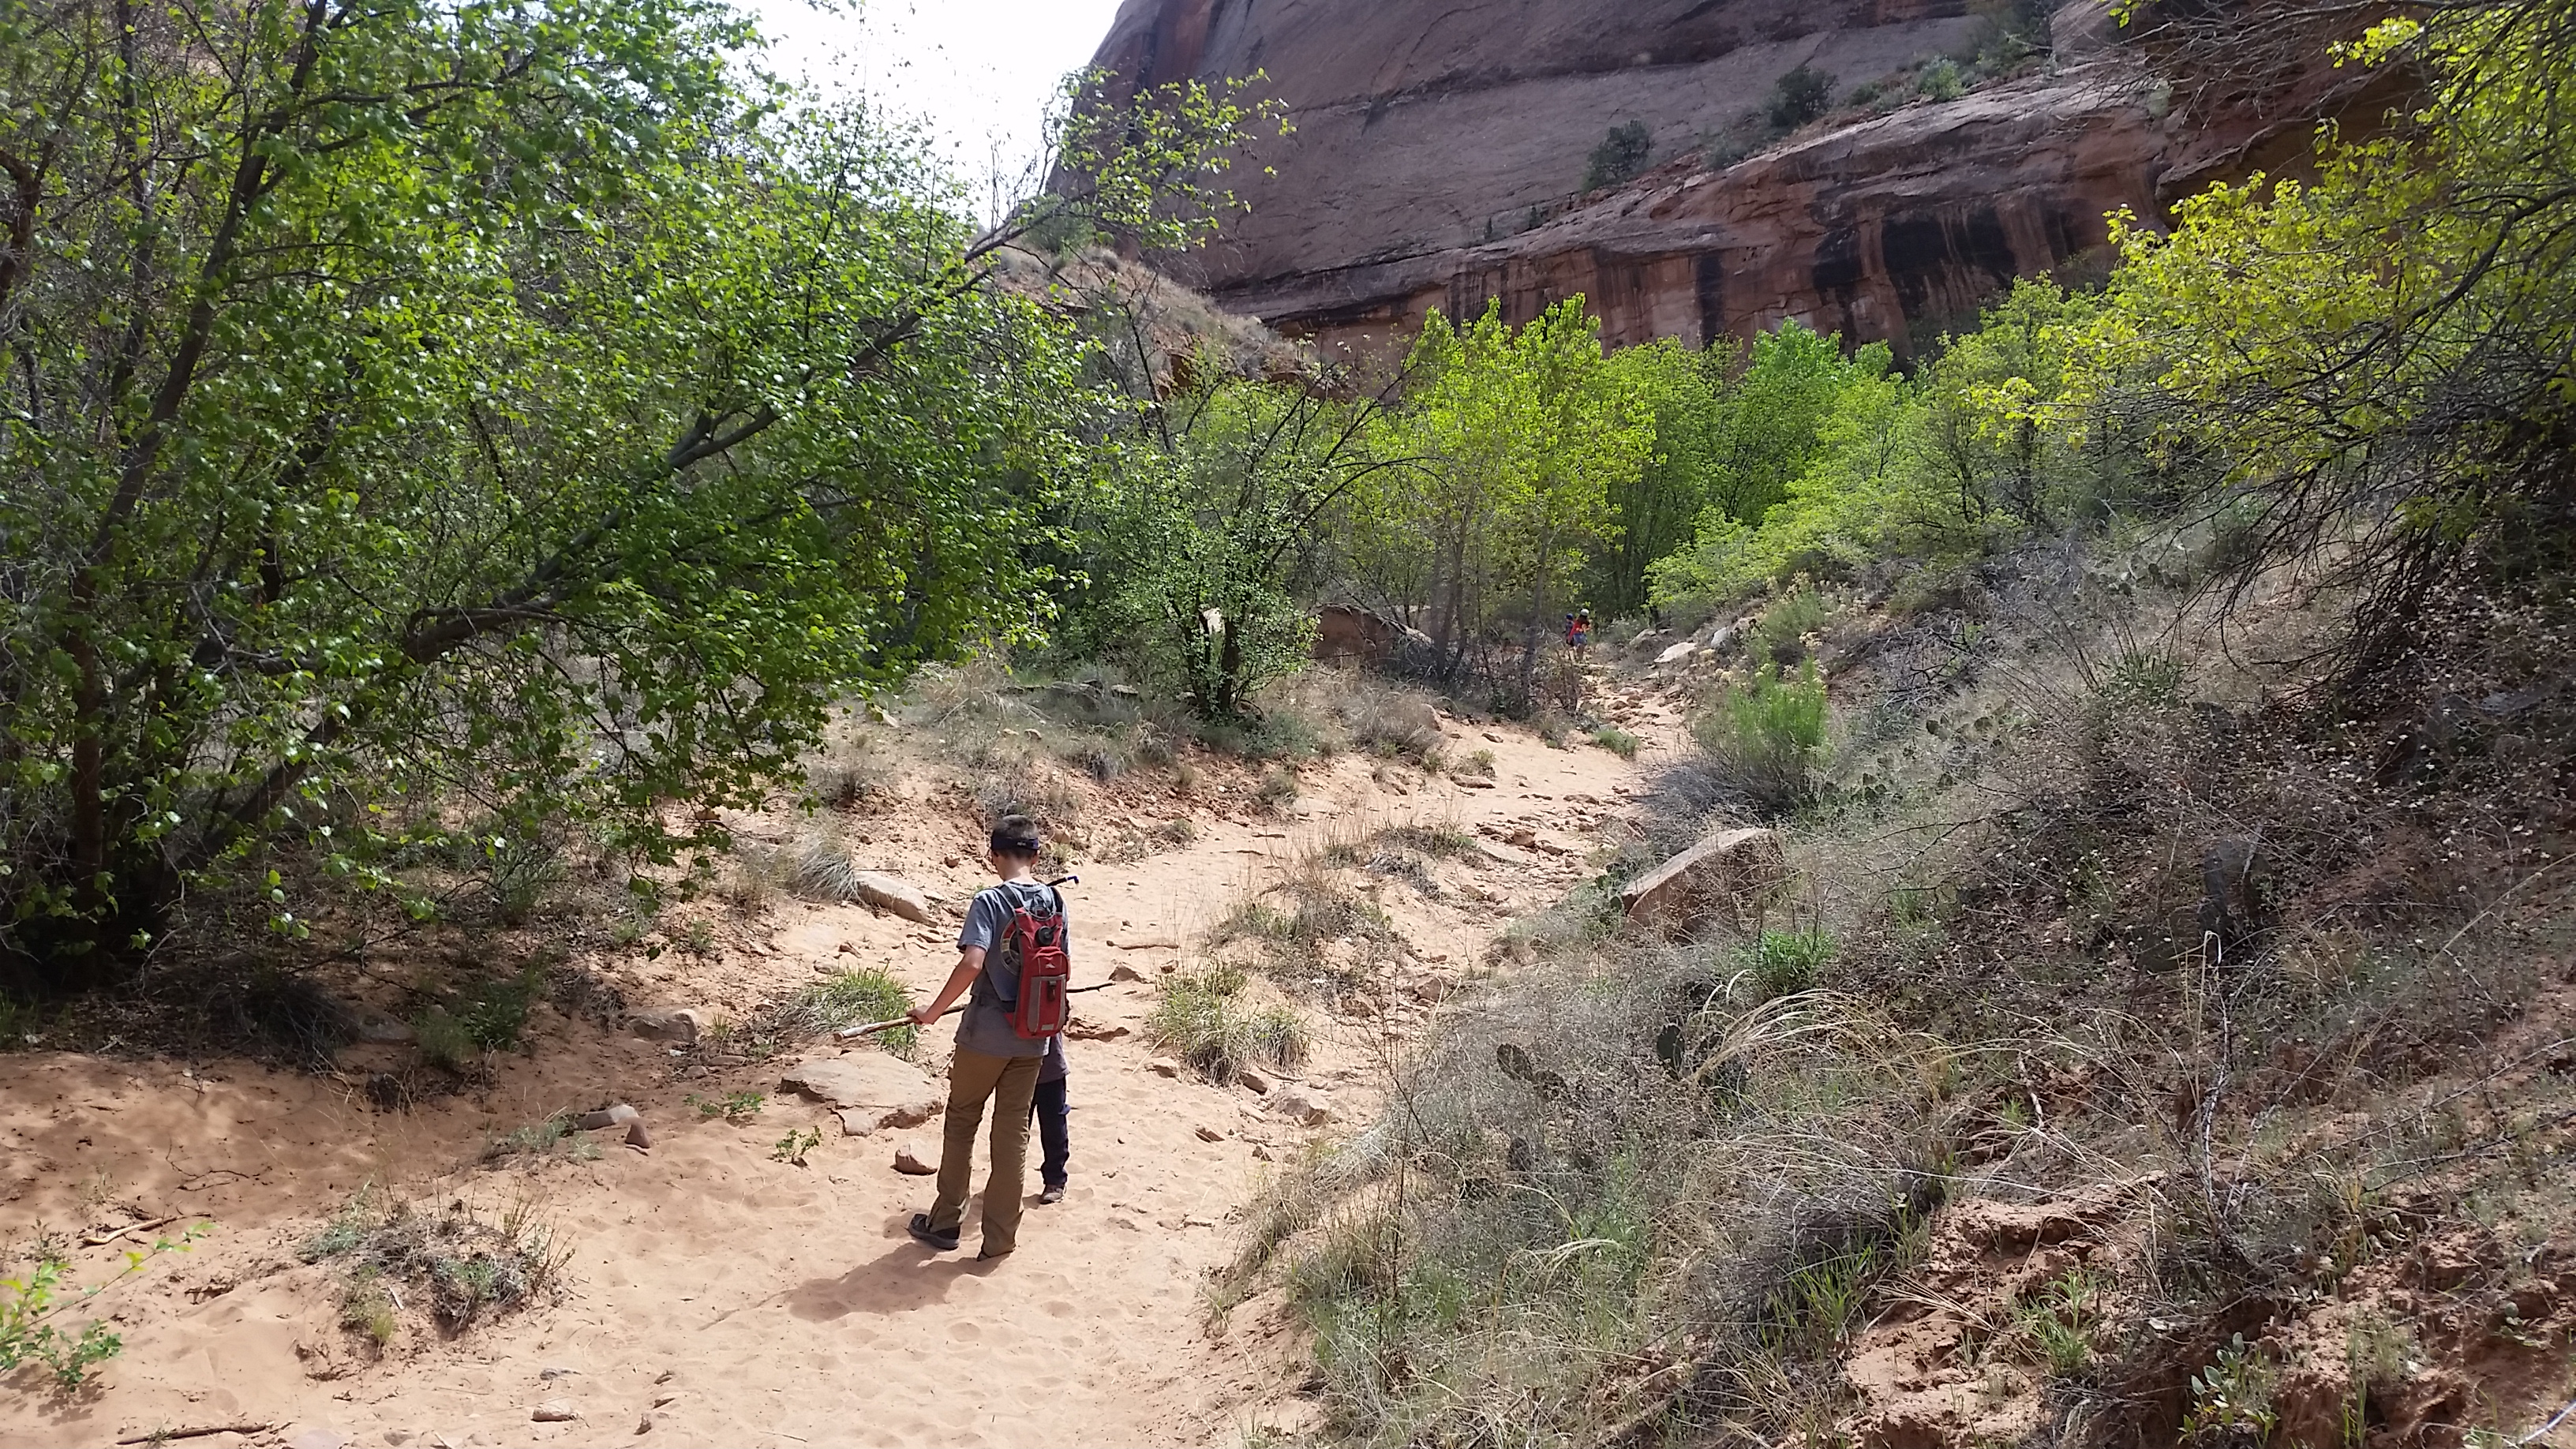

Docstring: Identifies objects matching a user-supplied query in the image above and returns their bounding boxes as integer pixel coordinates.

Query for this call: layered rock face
[1084,0,2334,357]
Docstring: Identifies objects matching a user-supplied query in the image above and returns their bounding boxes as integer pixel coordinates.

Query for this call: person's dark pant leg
[1030,1076,1069,1188]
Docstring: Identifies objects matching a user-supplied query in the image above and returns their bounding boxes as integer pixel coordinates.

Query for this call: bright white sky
[745,0,1132,215]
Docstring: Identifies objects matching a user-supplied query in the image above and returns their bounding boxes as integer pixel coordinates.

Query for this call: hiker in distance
[907,815,1073,1260]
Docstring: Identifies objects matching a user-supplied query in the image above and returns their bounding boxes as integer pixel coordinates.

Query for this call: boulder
[628,1008,707,1046]
[1654,640,1698,666]
[850,871,933,924]
[1271,1085,1335,1126]
[1619,828,1788,935]
[779,1054,942,1133]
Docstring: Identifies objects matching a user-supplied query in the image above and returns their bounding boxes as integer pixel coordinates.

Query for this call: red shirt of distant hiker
[904,814,1062,1261]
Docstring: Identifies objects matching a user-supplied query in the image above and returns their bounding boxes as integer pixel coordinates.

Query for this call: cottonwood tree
[1362,299,1650,707]
[0,0,1264,991]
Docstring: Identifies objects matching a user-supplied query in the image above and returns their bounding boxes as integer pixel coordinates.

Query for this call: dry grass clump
[788,830,867,903]
[1242,668,1449,766]
[1214,860,1405,1000]
[301,1185,570,1336]
[757,967,916,1054]
[1145,964,1309,1084]
[1222,913,1967,1447]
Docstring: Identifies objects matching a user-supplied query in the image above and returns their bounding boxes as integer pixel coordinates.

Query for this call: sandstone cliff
[1084,0,2361,357]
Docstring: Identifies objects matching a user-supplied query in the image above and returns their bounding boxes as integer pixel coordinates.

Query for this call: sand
[0,683,1682,1449]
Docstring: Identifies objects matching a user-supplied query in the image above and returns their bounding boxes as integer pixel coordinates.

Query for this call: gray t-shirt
[953,880,1065,1061]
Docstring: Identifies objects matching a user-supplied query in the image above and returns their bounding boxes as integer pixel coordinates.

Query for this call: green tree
[1366,298,1651,706]
[1084,366,1407,721]
[1589,339,1735,620]
[1919,279,2097,527]
[2066,2,2576,677]
[0,0,1262,990]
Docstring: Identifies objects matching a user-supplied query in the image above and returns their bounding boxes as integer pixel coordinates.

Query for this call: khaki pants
[928,1046,1043,1255]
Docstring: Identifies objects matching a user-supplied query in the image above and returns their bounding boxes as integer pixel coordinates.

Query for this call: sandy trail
[1,684,1681,1449]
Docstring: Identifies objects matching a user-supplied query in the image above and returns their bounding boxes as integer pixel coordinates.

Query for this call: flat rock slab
[781,1054,942,1133]
[1619,827,1788,935]
[851,871,932,923]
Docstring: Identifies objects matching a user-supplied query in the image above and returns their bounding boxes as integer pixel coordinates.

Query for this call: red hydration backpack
[998,882,1071,1040]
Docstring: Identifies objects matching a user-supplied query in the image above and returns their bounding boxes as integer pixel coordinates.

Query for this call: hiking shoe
[907,1213,959,1252]
[1038,1183,1065,1205]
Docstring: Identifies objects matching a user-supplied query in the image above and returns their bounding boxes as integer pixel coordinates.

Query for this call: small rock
[532,1400,578,1423]
[539,1364,581,1380]
[625,1121,653,1150]
[1108,963,1148,984]
[1157,961,1178,973]
[287,1431,350,1449]
[1108,935,1180,951]
[627,1007,706,1046]
[1065,1020,1130,1041]
[354,1015,414,1045]
[1195,1125,1223,1143]
[851,871,933,924]
[835,1109,879,1137]
[1654,640,1698,666]
[575,1104,639,1131]
[1184,1215,1218,1229]
[1271,1085,1335,1126]
[1251,1144,1272,1161]
[1457,777,1497,790]
[1235,1065,1271,1095]
[893,1141,937,1175]
[1148,1058,1181,1078]
[635,1411,655,1435]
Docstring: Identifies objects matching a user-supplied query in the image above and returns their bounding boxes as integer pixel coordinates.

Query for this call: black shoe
[1037,1183,1065,1205]
[907,1212,959,1251]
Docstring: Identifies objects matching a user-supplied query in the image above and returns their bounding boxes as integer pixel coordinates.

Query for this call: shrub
[1917,58,1965,101]
[1147,964,1309,1084]
[412,1005,478,1072]
[3,1224,200,1390]
[1593,725,1642,758]
[1742,927,1835,1000]
[1754,589,1829,664]
[1769,65,1836,129]
[301,1188,566,1332]
[766,968,915,1053]
[1582,120,1653,191]
[455,965,547,1052]
[1679,663,1829,818]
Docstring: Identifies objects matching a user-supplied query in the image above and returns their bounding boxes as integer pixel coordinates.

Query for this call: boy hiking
[906,815,1069,1260]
